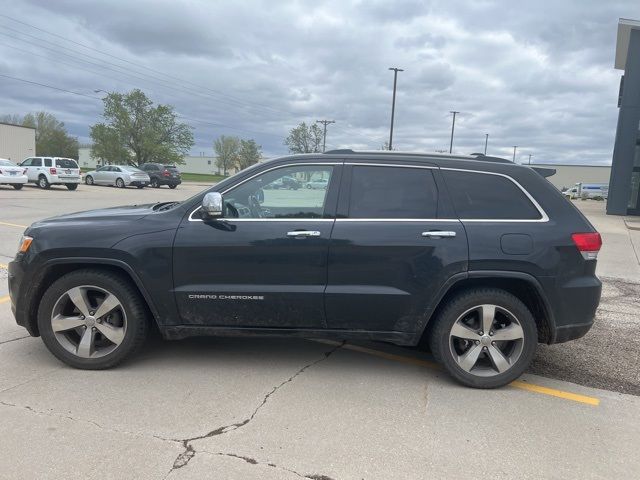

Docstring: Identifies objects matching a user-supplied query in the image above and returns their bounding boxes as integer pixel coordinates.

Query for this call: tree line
[3,88,339,173]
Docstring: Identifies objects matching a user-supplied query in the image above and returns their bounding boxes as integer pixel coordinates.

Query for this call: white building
[77,146,238,175]
[529,164,611,190]
[0,122,36,162]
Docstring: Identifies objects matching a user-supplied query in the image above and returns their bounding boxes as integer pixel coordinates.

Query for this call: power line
[0,73,101,100]
[0,13,380,143]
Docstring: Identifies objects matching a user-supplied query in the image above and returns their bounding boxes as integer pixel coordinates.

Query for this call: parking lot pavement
[2,187,640,478]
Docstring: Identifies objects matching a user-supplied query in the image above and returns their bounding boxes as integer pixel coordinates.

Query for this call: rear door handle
[422,231,456,238]
[287,230,321,237]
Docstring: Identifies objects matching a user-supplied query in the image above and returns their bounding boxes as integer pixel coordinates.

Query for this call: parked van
[564,182,608,200]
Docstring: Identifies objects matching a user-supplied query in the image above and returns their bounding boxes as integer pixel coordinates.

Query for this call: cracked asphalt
[1,185,640,479]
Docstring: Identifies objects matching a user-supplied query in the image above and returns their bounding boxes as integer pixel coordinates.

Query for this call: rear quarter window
[442,170,542,220]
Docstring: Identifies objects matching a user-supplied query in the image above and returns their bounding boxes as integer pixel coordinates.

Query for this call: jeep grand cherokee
[7,150,602,388]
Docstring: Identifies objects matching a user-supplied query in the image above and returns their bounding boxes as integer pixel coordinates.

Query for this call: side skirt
[161,325,417,345]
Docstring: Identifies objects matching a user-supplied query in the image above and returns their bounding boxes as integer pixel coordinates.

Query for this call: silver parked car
[84,165,150,188]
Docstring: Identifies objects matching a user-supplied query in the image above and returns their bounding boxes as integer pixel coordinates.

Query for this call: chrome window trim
[440,167,550,223]
[188,162,549,224]
[189,162,339,222]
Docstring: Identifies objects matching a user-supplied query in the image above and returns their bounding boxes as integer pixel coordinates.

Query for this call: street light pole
[316,120,335,153]
[512,145,518,163]
[449,111,459,153]
[528,154,532,165]
[388,67,403,150]
[484,133,489,155]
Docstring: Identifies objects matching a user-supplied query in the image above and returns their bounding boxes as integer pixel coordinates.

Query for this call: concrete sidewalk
[573,201,640,282]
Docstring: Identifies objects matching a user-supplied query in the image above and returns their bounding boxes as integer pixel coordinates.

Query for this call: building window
[207,160,211,165]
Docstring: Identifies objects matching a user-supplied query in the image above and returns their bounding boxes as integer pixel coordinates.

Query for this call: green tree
[89,124,131,164]
[284,122,323,154]
[213,135,240,175]
[90,89,194,166]
[1,112,79,158]
[237,139,262,170]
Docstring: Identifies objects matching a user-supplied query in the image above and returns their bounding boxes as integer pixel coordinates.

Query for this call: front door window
[223,165,333,219]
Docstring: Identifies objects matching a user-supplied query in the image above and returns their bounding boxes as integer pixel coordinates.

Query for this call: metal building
[0,122,36,162]
[529,164,611,190]
[608,18,640,216]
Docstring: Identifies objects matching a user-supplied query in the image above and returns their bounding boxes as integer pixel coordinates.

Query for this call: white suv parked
[20,157,81,190]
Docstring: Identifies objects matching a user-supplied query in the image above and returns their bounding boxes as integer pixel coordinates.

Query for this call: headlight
[18,235,33,254]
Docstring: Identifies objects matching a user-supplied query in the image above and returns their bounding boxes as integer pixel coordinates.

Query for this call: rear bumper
[542,274,601,344]
[157,178,181,185]
[52,176,81,184]
[0,175,28,184]
[128,180,149,186]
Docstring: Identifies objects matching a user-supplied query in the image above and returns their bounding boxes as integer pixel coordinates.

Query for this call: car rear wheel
[37,269,148,369]
[428,288,537,388]
[151,178,160,188]
[66,184,78,191]
[169,184,177,189]
[85,175,94,185]
[136,185,145,189]
[38,175,50,189]
[12,184,23,190]
[116,178,125,188]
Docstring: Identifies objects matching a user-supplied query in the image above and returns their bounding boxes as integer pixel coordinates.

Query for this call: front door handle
[287,230,321,237]
[422,231,456,238]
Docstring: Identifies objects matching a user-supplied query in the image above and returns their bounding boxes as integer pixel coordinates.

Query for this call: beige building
[529,164,611,190]
[0,122,36,162]
[77,146,238,175]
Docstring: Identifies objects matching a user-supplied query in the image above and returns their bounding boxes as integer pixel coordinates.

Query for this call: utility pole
[449,111,459,153]
[512,146,518,163]
[484,133,489,155]
[388,67,404,150]
[528,154,532,165]
[316,120,335,153]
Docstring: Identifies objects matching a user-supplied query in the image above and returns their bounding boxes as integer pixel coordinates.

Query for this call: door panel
[172,163,341,328]
[326,220,467,332]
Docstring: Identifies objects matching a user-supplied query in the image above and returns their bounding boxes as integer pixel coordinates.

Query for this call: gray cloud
[0,0,638,163]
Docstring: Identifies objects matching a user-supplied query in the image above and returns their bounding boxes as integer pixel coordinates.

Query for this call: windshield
[0,159,17,166]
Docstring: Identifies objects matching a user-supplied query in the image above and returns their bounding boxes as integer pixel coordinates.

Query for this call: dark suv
[7,151,602,388]
[139,163,181,188]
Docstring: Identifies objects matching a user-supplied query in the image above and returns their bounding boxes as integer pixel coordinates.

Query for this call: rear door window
[442,170,541,220]
[348,165,438,219]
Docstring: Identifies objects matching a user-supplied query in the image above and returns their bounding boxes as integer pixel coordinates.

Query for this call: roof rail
[323,149,513,164]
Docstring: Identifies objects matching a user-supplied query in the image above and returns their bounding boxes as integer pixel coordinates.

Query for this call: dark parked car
[7,150,602,388]
[140,163,181,188]
[264,175,301,190]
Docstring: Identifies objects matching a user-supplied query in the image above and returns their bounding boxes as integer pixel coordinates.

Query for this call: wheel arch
[23,258,160,337]
[419,271,556,346]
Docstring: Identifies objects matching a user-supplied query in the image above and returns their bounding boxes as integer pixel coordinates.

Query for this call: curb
[625,219,640,231]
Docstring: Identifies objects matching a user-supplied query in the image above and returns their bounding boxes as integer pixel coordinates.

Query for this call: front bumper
[7,258,32,334]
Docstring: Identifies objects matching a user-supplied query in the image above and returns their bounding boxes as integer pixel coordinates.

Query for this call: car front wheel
[428,288,537,388]
[85,176,94,185]
[116,178,125,188]
[37,269,149,369]
[151,178,160,188]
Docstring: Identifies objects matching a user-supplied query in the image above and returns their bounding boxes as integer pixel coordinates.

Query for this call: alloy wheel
[50,285,127,359]
[448,304,525,377]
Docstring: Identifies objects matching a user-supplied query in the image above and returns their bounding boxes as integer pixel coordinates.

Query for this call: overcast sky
[1,0,638,164]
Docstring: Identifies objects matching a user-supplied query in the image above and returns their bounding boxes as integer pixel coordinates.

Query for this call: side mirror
[202,192,224,219]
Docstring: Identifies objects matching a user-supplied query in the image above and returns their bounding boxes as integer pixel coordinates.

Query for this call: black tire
[37,269,149,369]
[169,184,177,189]
[151,178,160,188]
[428,288,537,389]
[38,175,50,189]
[85,175,94,185]
[12,184,24,190]
[66,184,78,191]
[136,185,145,189]
[116,178,125,188]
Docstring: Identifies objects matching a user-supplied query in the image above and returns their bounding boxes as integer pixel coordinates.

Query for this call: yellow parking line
[0,221,27,229]
[315,339,600,406]
[0,295,10,305]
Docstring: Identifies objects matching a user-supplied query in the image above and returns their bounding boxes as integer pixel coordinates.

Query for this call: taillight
[50,167,57,174]
[163,170,170,177]
[571,232,602,260]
